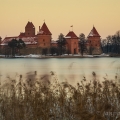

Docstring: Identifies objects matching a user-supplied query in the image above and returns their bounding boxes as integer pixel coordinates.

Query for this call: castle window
[89,40,91,43]
[43,39,45,42]
[28,33,29,35]
[96,44,97,46]
[44,43,45,46]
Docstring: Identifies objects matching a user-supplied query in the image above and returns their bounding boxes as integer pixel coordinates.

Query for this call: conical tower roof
[88,26,100,37]
[65,31,78,39]
[40,22,52,35]
[25,21,35,28]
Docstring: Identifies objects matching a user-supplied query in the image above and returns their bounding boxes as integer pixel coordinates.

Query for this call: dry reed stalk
[0,72,120,120]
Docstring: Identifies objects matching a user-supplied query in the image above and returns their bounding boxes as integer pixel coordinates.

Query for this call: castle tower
[37,22,52,48]
[87,26,101,54]
[65,31,79,54]
[25,21,35,37]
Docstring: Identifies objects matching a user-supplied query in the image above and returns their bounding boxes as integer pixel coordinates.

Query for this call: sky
[0,0,120,40]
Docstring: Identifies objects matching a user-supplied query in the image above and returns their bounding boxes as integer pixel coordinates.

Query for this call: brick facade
[65,31,79,54]
[37,35,51,48]
[87,26,102,54]
[37,22,52,48]
[25,22,35,37]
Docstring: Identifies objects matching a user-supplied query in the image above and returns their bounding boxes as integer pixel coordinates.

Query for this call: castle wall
[26,44,37,48]
[25,26,35,37]
[37,34,51,48]
[51,43,58,47]
[87,36,102,54]
[66,38,79,54]
[88,36,101,48]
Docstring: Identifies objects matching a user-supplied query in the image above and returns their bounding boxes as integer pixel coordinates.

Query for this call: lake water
[0,57,120,85]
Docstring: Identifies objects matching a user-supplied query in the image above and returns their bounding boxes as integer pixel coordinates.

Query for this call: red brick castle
[0,22,102,55]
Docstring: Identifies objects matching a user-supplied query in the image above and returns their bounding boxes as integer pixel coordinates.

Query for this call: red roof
[88,26,100,37]
[25,21,35,28]
[19,32,26,37]
[31,22,34,27]
[1,37,18,45]
[18,37,37,45]
[38,22,52,35]
[65,31,78,39]
[1,36,37,45]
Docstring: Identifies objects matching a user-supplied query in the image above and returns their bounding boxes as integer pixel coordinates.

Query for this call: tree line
[101,31,120,55]
[4,39,26,57]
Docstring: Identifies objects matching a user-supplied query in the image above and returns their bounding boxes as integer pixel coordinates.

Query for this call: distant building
[65,31,79,54]
[25,21,35,37]
[0,22,102,55]
[37,22,52,48]
[51,40,57,47]
[87,26,102,54]
[0,22,49,48]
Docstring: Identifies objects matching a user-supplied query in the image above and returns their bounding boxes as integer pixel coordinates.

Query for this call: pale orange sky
[0,0,120,40]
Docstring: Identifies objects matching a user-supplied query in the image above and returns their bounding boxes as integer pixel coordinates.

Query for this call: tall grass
[0,71,120,120]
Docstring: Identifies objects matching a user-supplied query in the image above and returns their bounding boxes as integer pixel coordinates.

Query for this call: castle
[0,21,102,55]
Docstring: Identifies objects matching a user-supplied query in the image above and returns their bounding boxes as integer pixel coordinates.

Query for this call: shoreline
[0,55,116,59]
[1,54,120,58]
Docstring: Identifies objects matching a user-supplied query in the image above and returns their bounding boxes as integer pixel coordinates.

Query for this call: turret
[65,31,79,54]
[87,26,101,54]
[37,22,52,48]
[25,21,35,37]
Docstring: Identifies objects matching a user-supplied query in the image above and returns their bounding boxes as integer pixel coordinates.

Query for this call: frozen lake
[0,57,120,85]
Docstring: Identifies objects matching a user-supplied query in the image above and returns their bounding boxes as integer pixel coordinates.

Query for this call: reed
[0,71,120,120]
